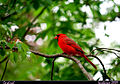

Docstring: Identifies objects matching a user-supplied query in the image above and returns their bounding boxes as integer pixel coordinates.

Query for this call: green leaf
[9,51,14,63]
[104,25,106,30]
[30,52,37,63]
[0,49,5,56]
[16,42,22,51]
[21,43,29,52]
[35,29,49,41]
[13,52,18,63]
[7,42,15,49]
[13,27,26,40]
[80,28,95,40]
[2,41,6,50]
[105,33,109,37]
[21,50,26,61]
[16,42,29,61]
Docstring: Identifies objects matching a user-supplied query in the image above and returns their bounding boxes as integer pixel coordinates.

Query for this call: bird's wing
[64,37,84,54]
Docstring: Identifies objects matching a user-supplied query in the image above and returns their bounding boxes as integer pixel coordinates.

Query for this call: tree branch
[1,46,119,80]
[51,57,57,80]
[31,50,94,80]
[0,46,94,80]
[70,56,94,80]
[0,46,18,51]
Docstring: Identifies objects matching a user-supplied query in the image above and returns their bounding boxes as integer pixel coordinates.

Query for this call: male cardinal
[54,34,97,70]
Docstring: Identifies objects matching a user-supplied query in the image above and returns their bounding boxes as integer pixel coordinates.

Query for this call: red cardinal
[54,34,97,70]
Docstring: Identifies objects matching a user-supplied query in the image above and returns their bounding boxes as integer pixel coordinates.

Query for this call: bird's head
[54,34,66,40]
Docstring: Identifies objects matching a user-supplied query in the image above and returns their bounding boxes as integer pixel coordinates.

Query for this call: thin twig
[90,48,120,58]
[0,46,18,51]
[1,12,17,21]
[22,6,47,39]
[87,55,111,80]
[90,48,120,54]
[51,57,57,80]
[102,50,120,58]
[94,49,120,58]
[0,56,8,64]
[1,59,9,80]
[11,0,17,8]
[87,55,106,74]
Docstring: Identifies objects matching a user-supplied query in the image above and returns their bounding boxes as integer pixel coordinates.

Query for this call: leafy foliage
[0,0,120,80]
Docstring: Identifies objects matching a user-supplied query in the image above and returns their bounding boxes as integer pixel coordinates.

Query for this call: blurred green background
[0,0,120,80]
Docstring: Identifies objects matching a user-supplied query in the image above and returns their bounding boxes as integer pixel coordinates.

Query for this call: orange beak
[54,36,57,39]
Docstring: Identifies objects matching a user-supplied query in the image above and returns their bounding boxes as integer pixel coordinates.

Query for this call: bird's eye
[57,35,60,37]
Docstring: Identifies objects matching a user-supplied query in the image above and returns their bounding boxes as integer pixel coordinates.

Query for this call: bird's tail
[82,54,97,70]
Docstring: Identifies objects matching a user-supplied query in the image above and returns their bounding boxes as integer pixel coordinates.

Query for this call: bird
[54,33,97,70]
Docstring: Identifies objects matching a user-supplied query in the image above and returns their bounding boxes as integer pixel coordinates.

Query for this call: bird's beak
[54,36,57,39]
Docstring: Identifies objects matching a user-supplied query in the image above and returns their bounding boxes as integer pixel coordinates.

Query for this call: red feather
[54,34,97,70]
